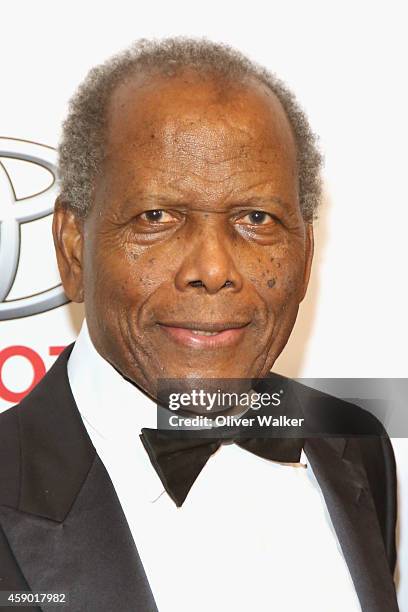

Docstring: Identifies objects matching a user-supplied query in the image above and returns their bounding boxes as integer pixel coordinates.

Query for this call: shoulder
[287,376,388,436]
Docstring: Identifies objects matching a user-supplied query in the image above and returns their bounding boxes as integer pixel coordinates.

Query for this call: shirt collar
[67,319,164,501]
[68,319,158,432]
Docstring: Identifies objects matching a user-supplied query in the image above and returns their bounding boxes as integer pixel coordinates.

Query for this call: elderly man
[0,38,399,611]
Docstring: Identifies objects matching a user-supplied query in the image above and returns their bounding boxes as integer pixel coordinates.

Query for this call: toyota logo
[0,137,69,320]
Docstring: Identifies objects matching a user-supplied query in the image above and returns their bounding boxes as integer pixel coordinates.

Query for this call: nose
[174,221,244,295]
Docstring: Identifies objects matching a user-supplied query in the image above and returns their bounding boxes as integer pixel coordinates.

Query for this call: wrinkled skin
[53,69,314,403]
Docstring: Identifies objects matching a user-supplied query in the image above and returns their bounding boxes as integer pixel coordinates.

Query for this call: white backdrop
[0,1,407,608]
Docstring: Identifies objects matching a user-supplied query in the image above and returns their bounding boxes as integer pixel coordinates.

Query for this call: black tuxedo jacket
[0,344,400,611]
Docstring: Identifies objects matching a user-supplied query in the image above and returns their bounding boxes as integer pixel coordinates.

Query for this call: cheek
[252,250,305,313]
[88,244,168,316]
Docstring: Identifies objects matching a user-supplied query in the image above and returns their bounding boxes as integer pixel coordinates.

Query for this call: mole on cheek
[267,278,276,288]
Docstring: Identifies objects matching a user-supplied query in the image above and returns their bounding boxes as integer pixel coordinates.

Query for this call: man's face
[55,70,313,398]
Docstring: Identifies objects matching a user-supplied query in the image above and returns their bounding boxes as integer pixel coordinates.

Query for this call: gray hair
[58,37,323,222]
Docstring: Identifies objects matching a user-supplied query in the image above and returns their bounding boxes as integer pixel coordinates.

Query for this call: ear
[52,196,84,303]
[300,222,314,302]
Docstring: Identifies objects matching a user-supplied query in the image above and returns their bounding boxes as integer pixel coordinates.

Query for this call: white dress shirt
[67,319,362,612]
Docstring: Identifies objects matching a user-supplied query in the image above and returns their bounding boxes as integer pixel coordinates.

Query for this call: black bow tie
[140,427,304,507]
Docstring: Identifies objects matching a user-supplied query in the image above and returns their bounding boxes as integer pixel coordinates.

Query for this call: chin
[158,362,252,380]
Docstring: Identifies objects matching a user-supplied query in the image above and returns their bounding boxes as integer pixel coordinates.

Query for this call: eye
[138,209,176,224]
[237,210,277,226]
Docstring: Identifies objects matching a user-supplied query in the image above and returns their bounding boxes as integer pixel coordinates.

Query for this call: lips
[157,320,250,348]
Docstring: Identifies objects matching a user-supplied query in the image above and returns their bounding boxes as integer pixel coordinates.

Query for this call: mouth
[157,320,251,348]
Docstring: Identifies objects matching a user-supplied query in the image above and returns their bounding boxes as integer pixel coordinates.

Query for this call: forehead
[99,70,299,210]
[105,69,296,161]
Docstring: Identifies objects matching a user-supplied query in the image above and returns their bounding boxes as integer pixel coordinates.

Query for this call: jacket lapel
[262,373,399,611]
[0,455,157,611]
[0,345,157,611]
[304,436,399,612]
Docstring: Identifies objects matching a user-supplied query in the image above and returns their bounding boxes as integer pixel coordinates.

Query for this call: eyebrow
[229,195,288,209]
[124,194,289,212]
